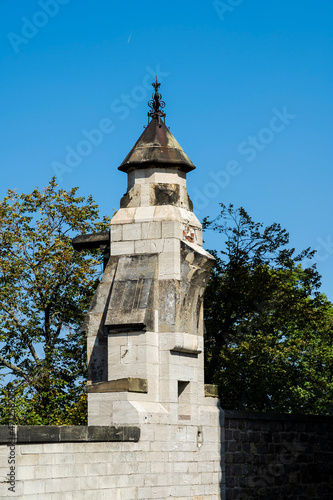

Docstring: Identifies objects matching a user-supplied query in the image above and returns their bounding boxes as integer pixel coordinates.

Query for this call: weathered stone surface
[72,230,109,251]
[153,183,180,206]
[157,242,214,334]
[0,425,15,443]
[204,384,219,398]
[87,425,140,442]
[86,378,148,394]
[0,425,140,444]
[118,119,195,173]
[59,426,88,442]
[17,426,59,443]
[83,257,118,384]
[105,254,157,332]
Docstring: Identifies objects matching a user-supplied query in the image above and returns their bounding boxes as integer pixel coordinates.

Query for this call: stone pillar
[85,159,216,425]
[70,82,222,498]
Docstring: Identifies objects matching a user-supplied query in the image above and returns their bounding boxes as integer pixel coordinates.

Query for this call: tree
[0,179,110,424]
[203,204,333,414]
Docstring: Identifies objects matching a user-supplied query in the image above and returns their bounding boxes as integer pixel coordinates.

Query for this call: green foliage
[0,178,110,424]
[203,204,333,414]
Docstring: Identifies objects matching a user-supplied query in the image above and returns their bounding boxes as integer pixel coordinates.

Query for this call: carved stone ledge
[204,384,219,398]
[86,378,148,394]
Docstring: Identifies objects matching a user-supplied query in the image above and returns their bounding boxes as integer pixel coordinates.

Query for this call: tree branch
[0,354,30,382]
[1,305,39,363]
[44,304,52,350]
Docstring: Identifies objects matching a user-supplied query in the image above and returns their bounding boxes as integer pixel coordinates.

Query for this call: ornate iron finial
[148,76,166,126]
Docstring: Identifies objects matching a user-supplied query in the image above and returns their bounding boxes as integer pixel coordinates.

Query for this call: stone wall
[1,410,332,499]
[224,410,333,500]
[0,408,222,499]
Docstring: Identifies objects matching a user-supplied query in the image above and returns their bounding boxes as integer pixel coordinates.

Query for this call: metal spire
[148,77,166,126]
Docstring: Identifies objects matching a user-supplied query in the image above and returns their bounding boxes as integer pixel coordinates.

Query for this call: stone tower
[73,79,222,498]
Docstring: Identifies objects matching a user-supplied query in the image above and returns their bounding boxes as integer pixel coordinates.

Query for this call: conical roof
[118,118,195,173]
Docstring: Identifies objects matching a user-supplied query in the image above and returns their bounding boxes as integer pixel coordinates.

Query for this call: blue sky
[1,0,333,298]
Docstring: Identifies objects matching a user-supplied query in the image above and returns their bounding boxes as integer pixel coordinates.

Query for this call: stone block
[58,476,81,492]
[145,345,159,366]
[0,426,15,444]
[108,333,128,346]
[55,463,86,478]
[108,345,121,365]
[119,486,137,500]
[53,454,77,465]
[17,453,39,466]
[51,493,74,500]
[134,239,153,254]
[87,284,111,315]
[110,241,135,256]
[130,168,147,183]
[195,227,203,246]
[150,239,164,253]
[96,474,119,489]
[85,462,108,477]
[163,237,180,253]
[178,207,201,226]
[110,225,122,242]
[88,412,113,426]
[17,426,59,443]
[111,208,135,224]
[88,378,147,395]
[123,223,141,241]
[120,344,137,364]
[173,484,192,496]
[202,472,214,484]
[162,221,182,239]
[204,384,219,398]
[134,238,164,254]
[138,486,152,499]
[141,221,162,239]
[156,169,186,185]
[118,473,144,488]
[171,332,202,354]
[23,479,46,495]
[154,205,180,222]
[20,443,44,454]
[141,183,150,206]
[134,206,155,222]
[158,252,181,279]
[150,461,165,474]
[145,330,159,347]
[59,426,88,442]
[34,465,53,479]
[17,465,35,480]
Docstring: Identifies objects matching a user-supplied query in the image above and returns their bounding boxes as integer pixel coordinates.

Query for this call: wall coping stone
[224,409,333,422]
[0,425,140,444]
